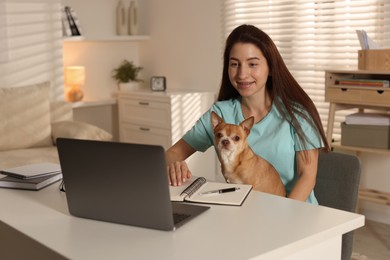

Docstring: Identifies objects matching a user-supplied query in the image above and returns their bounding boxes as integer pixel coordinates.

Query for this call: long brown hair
[218,24,330,154]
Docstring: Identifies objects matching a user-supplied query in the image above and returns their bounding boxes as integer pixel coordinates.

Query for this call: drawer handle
[139,101,150,106]
[341,88,347,92]
[377,90,384,94]
[139,127,150,131]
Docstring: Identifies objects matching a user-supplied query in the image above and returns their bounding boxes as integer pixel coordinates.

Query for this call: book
[335,78,389,88]
[0,173,62,190]
[61,6,72,36]
[345,112,390,126]
[0,163,61,179]
[169,176,252,206]
[64,6,82,36]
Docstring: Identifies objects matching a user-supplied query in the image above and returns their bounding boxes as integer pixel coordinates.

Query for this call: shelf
[332,141,390,156]
[359,188,390,206]
[71,98,117,109]
[329,85,390,92]
[63,35,150,42]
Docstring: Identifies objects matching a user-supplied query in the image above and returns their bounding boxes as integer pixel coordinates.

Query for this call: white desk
[0,184,364,260]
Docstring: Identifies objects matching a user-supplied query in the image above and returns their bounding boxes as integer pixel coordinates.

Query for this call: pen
[199,187,240,195]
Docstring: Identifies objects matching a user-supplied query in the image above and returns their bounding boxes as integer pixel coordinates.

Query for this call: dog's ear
[240,116,254,135]
[210,111,224,129]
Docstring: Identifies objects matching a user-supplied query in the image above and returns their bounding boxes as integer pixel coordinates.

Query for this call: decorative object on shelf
[65,66,85,102]
[62,6,82,37]
[116,0,127,36]
[150,76,166,91]
[112,60,143,91]
[128,0,139,35]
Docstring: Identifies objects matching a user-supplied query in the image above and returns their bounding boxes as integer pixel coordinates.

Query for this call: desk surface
[0,183,364,260]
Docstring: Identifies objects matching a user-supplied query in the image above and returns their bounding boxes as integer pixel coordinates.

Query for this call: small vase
[128,0,139,35]
[116,0,127,35]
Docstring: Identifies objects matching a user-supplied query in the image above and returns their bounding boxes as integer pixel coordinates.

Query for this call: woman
[166,24,329,203]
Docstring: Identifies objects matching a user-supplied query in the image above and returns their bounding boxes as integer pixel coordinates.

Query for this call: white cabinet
[118,89,215,148]
[118,89,218,180]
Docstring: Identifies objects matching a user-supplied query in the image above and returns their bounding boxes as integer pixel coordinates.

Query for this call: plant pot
[119,82,140,91]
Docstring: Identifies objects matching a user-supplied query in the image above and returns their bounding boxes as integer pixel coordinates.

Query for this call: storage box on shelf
[358,49,390,71]
[325,69,390,207]
[341,122,390,149]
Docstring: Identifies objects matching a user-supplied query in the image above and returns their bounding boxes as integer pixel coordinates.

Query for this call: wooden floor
[352,220,390,260]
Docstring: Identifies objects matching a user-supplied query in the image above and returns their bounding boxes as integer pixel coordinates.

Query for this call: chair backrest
[314,151,361,260]
[315,151,361,212]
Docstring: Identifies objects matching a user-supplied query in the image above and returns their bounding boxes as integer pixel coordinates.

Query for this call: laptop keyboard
[173,213,191,224]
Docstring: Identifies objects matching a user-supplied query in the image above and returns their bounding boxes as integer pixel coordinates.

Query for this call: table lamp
[65,66,85,102]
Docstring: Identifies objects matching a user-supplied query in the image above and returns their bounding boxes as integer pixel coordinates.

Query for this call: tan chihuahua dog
[211,111,286,197]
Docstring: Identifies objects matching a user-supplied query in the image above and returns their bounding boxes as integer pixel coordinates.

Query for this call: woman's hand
[165,139,196,186]
[167,160,192,186]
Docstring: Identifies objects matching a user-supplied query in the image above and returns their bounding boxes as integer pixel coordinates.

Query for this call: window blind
[0,0,63,99]
[223,0,390,141]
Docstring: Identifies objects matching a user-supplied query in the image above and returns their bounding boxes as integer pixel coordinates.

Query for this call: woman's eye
[229,62,238,68]
[249,63,258,67]
[233,136,240,141]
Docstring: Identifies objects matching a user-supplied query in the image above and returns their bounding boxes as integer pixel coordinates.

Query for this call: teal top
[183,99,323,204]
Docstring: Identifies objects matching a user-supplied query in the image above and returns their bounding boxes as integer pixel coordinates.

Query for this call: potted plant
[112,60,143,90]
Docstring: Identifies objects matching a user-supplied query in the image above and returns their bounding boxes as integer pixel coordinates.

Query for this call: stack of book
[0,163,62,190]
[335,78,389,88]
[62,6,82,37]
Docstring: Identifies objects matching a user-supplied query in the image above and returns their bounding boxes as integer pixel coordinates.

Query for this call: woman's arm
[165,139,196,186]
[288,149,319,201]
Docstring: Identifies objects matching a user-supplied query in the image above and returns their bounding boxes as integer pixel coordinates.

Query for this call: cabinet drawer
[119,99,171,128]
[325,87,390,107]
[119,123,171,149]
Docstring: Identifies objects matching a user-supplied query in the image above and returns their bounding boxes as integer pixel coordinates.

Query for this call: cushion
[51,120,113,144]
[50,101,73,123]
[0,82,52,151]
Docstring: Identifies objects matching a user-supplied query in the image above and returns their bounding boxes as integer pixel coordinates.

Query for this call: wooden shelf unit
[325,69,390,207]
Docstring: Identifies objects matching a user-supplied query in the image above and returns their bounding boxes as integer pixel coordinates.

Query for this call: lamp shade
[65,66,85,85]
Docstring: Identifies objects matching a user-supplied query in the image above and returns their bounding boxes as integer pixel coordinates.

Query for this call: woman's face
[228,43,269,98]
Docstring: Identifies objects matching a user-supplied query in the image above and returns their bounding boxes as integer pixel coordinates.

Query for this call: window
[223,0,390,141]
[0,0,63,99]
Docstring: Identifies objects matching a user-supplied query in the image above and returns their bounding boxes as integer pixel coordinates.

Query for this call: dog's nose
[222,139,230,146]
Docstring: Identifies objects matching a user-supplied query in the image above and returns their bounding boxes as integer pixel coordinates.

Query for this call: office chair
[314,151,361,260]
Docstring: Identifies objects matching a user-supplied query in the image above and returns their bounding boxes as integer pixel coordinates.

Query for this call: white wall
[62,0,145,100]
[62,0,222,98]
[139,0,222,93]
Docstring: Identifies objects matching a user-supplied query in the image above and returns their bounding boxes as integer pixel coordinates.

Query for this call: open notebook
[170,176,252,206]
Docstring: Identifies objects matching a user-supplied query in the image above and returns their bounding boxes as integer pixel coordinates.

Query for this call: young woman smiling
[166,24,329,203]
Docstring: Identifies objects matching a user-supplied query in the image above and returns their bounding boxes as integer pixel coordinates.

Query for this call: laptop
[56,138,209,231]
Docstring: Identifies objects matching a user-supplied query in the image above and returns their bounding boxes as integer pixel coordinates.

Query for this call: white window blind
[223,0,390,141]
[0,0,63,99]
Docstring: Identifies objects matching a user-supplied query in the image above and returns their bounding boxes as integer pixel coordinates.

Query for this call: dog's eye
[216,133,223,138]
[233,136,240,141]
